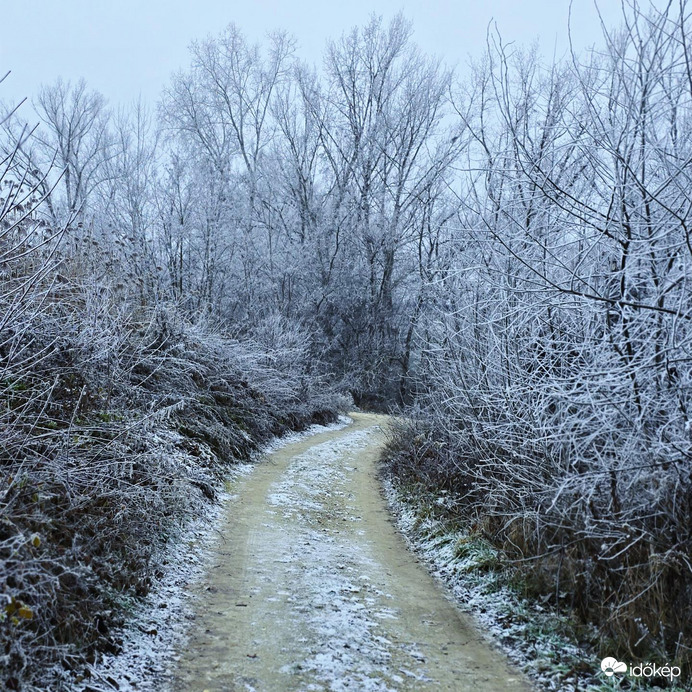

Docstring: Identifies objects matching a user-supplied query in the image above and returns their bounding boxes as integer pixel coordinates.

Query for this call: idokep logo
[601,657,627,677]
[601,657,682,683]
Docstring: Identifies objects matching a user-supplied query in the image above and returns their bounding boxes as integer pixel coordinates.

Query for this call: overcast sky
[1,1,635,109]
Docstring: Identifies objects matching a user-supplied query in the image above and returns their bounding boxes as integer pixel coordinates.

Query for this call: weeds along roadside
[0,280,346,691]
[379,416,691,691]
[0,102,346,690]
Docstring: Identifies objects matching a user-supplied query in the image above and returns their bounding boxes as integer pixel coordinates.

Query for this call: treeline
[383,1,692,683]
[3,15,458,408]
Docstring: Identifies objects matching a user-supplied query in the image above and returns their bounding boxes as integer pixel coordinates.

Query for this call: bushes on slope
[0,283,344,691]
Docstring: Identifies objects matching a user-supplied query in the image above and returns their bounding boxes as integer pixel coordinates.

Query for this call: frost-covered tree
[400,1,692,667]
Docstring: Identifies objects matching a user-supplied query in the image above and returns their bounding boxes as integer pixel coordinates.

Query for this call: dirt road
[171,413,529,691]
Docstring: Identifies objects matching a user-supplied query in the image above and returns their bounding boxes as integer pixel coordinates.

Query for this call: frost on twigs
[0,158,344,692]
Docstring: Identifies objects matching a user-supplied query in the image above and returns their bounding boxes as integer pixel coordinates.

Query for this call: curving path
[171,413,530,691]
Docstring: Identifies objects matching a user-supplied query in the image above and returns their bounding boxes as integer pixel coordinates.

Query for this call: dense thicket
[383,2,692,680]
[3,0,692,687]
[0,82,343,690]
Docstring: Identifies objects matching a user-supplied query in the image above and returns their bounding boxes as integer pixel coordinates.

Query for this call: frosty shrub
[0,95,344,690]
[383,2,692,679]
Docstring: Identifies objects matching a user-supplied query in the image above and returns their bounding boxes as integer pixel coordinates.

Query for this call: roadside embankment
[1,296,346,691]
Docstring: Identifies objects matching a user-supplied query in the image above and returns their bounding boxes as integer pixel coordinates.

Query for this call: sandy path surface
[171,413,530,691]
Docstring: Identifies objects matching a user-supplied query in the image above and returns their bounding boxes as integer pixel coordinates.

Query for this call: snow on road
[170,413,529,691]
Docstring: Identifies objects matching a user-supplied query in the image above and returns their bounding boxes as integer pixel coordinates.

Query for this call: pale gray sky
[1,1,631,108]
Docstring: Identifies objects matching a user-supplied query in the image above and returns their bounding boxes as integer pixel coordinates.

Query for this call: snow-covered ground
[381,478,606,691]
[256,428,403,691]
[83,413,530,692]
[81,416,351,692]
[169,412,526,691]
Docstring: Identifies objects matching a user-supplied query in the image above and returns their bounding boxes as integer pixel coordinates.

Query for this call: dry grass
[380,416,692,687]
